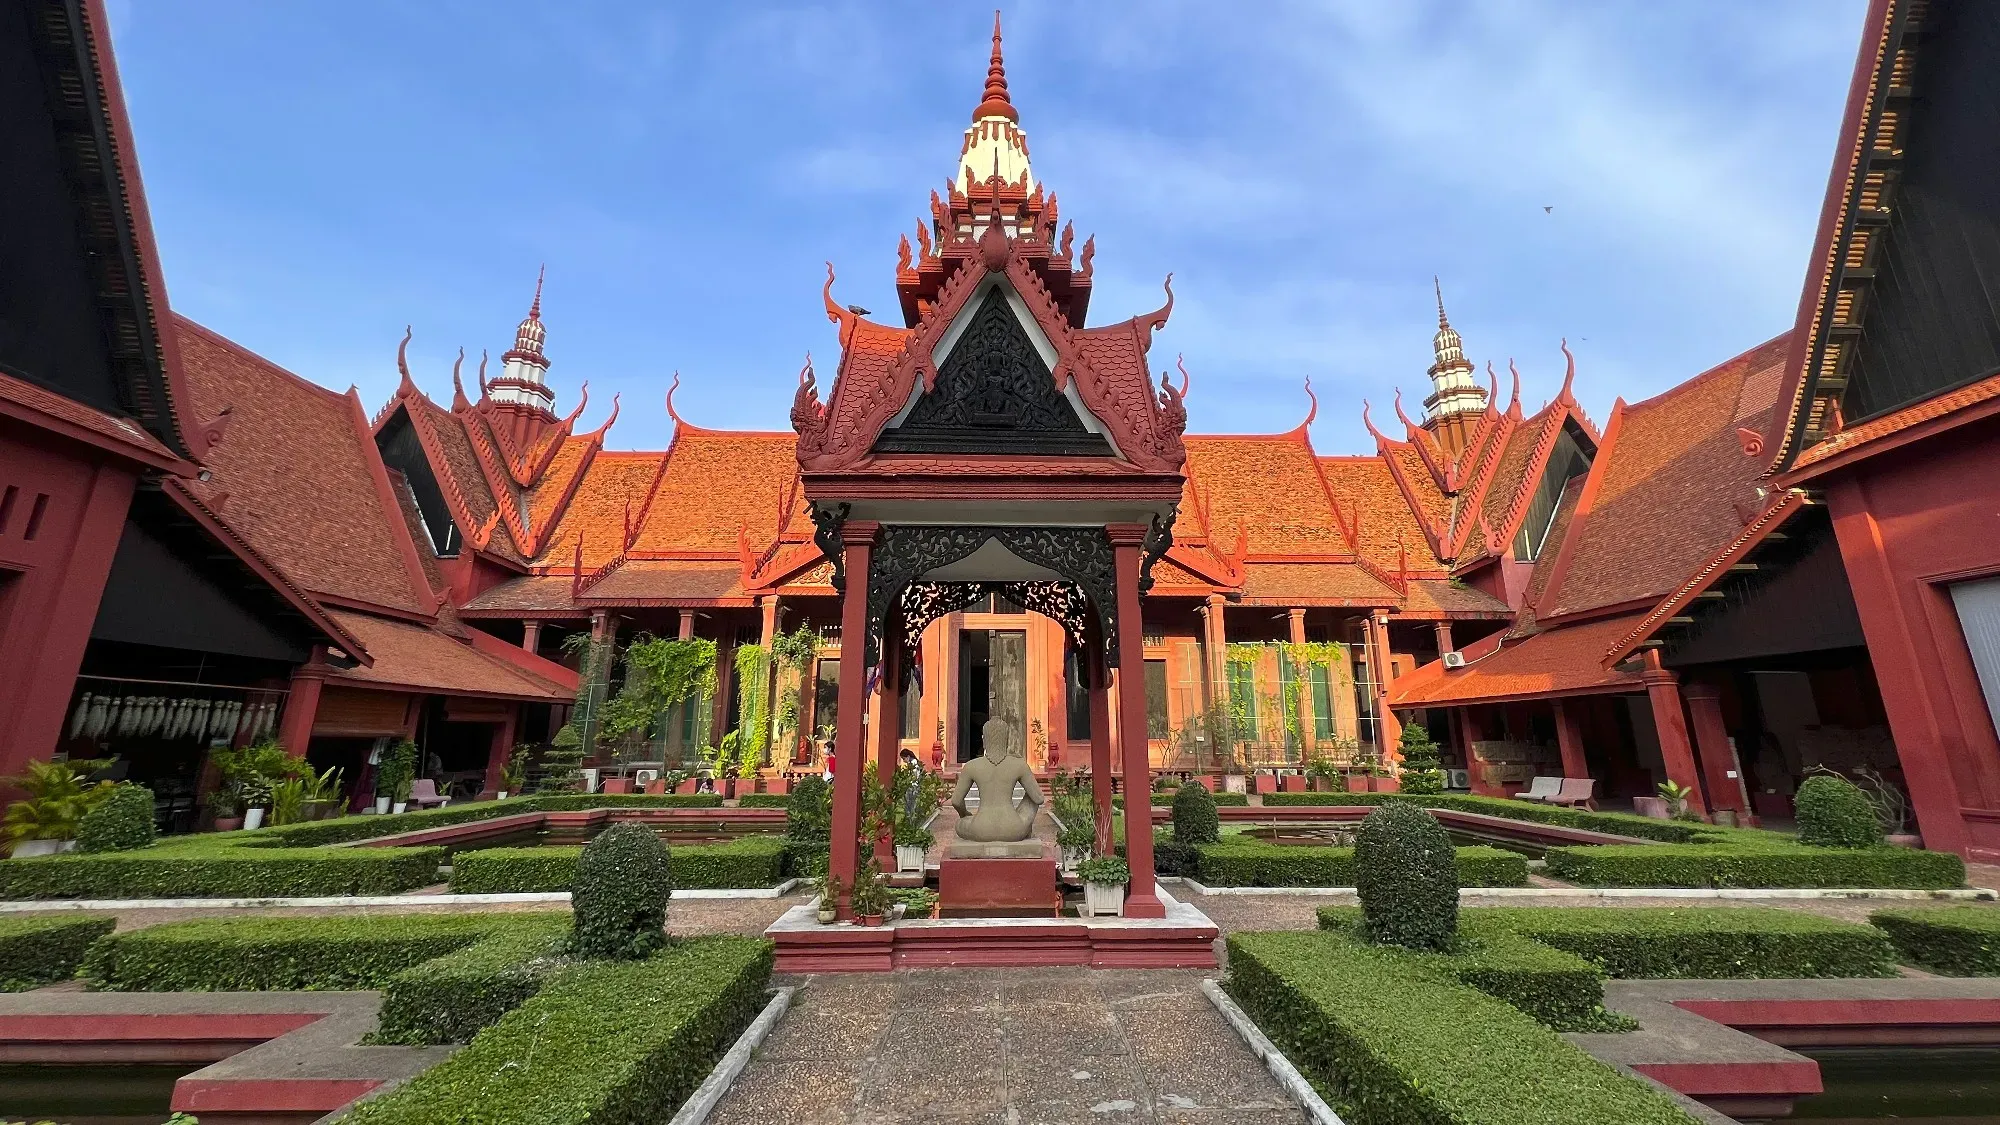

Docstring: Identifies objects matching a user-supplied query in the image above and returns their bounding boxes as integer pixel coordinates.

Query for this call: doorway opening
[957,628,1026,763]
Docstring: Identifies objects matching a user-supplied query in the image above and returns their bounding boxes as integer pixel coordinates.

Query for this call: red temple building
[5,3,1999,861]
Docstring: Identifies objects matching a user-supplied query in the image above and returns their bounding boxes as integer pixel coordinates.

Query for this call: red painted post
[1110,524,1165,918]
[827,521,878,916]
[481,707,518,797]
[1640,651,1708,818]
[1089,641,1114,856]
[1682,682,1745,819]
[1553,698,1590,780]
[872,620,901,869]
[275,659,328,755]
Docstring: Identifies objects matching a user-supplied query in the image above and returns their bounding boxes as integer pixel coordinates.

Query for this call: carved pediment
[873,288,1113,456]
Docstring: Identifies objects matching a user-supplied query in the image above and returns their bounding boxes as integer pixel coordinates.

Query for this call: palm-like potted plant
[3,759,113,856]
[497,745,527,800]
[1077,855,1130,918]
[1053,793,1096,872]
[374,740,417,814]
[815,870,843,925]
[849,860,889,927]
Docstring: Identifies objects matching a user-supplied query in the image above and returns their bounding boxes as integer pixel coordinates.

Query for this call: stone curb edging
[667,985,795,1125]
[1172,878,1997,900]
[0,880,803,912]
[1200,978,1346,1125]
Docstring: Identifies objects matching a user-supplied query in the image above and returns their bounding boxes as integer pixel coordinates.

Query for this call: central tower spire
[956,12,1034,197]
[1424,280,1489,459]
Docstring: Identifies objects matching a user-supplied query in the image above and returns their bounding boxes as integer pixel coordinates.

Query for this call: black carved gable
[873,289,1115,456]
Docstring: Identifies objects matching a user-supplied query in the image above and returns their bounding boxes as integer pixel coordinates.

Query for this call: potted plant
[374,739,417,814]
[1346,748,1378,793]
[3,759,112,856]
[1253,769,1279,795]
[893,821,933,875]
[1657,780,1697,821]
[815,870,843,925]
[1078,855,1130,918]
[850,862,889,927]
[1370,766,1401,795]
[1304,755,1339,792]
[931,720,946,769]
[1053,792,1096,871]
[240,779,273,829]
[496,745,527,800]
[206,787,245,832]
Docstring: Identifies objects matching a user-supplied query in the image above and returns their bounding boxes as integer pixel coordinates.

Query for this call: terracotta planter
[1282,775,1308,793]
[767,777,791,796]
[675,779,700,795]
[213,817,245,833]
[858,913,884,928]
[1371,777,1400,794]
[1196,774,1218,792]
[1253,774,1279,795]
[1346,776,1371,793]
[1632,796,1670,819]
[602,778,633,795]
[643,779,666,795]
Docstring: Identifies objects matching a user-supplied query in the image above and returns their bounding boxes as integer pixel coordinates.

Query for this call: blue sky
[106,1,1866,453]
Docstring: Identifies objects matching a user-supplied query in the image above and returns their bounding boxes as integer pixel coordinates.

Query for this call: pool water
[1772,1046,2000,1122]
[0,1063,188,1124]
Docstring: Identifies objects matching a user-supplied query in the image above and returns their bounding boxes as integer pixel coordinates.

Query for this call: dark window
[1228,662,1259,742]
[813,659,840,735]
[1310,664,1335,740]
[1064,644,1092,742]
[1513,424,1592,561]
[1145,659,1169,740]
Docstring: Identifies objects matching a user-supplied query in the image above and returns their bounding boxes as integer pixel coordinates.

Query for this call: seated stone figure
[951,717,1044,843]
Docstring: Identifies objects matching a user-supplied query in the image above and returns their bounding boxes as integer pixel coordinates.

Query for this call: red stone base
[770,914,1219,973]
[938,853,1061,917]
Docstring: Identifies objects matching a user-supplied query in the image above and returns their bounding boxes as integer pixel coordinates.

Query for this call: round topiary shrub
[1171,781,1220,845]
[1355,802,1459,951]
[1796,774,1883,849]
[571,823,673,960]
[76,783,155,854]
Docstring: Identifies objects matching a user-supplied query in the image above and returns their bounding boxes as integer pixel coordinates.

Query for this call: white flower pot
[374,797,391,814]
[495,791,508,801]
[244,808,266,830]
[1084,881,1125,918]
[392,802,408,815]
[895,845,927,874]
[1060,846,1091,872]
[11,839,76,858]
[1223,774,1247,794]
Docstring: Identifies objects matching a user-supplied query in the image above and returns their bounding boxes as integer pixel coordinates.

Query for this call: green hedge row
[81,913,520,991]
[1254,791,1707,842]
[336,936,774,1125]
[449,835,788,894]
[1477,906,1897,979]
[0,841,446,900]
[373,915,574,1044]
[1226,931,1697,1124]
[1869,906,2000,975]
[1112,792,1250,808]
[1542,842,1965,889]
[266,793,725,848]
[1194,841,1528,888]
[735,793,791,808]
[0,914,117,991]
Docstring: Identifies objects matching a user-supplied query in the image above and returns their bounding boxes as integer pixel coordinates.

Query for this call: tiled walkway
[708,968,1305,1125]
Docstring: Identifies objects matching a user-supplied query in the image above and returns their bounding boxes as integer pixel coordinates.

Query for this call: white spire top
[1425,279,1487,420]
[955,12,1034,196]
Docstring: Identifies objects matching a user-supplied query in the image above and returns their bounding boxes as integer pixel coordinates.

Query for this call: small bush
[75,784,155,853]
[1796,774,1884,849]
[1870,906,2000,975]
[1354,803,1459,951]
[736,793,791,808]
[1171,782,1220,845]
[81,914,508,991]
[0,914,116,990]
[785,775,831,842]
[572,823,672,960]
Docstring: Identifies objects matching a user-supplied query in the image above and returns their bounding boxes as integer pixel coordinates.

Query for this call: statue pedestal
[939,843,1060,917]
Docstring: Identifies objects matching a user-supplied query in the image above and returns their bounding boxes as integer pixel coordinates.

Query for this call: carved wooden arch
[863,525,1119,666]
[896,580,1095,671]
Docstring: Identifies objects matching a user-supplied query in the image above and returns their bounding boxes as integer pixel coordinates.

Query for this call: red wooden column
[1200,594,1228,711]
[1639,650,1708,817]
[1365,613,1402,757]
[1287,608,1312,756]
[480,707,519,797]
[871,621,902,869]
[827,521,879,915]
[1089,641,1115,855]
[758,595,780,646]
[521,620,542,655]
[1682,682,1747,821]
[1110,524,1165,918]
[1552,698,1590,780]
[677,610,695,641]
[1433,621,1454,656]
[275,652,329,754]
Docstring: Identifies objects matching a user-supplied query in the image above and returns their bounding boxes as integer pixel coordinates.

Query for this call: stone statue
[951,717,1043,843]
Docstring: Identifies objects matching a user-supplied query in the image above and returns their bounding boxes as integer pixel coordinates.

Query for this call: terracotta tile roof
[1402,580,1511,617]
[173,318,426,615]
[0,369,180,466]
[1789,369,2000,474]
[580,560,748,603]
[1316,456,1444,572]
[1524,476,1588,609]
[1238,563,1397,605]
[1389,612,1648,707]
[530,451,668,569]
[324,610,570,699]
[1477,406,1553,552]
[1545,335,1789,618]
[402,394,517,562]
[1183,436,1350,555]
[460,575,583,615]
[630,430,803,556]
[1385,445,1454,544]
[523,436,596,543]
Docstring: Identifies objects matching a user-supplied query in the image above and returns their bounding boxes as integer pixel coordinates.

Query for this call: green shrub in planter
[571,823,672,960]
[1077,855,1130,885]
[1354,802,1458,951]
[76,784,155,853]
[1171,781,1219,845]
[1795,774,1884,849]
[1870,906,2000,976]
[0,914,116,990]
[786,775,831,843]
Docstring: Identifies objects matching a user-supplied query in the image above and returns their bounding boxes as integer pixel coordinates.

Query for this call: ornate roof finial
[530,263,544,319]
[1424,279,1485,423]
[504,268,548,367]
[1435,275,1448,329]
[975,11,1017,123]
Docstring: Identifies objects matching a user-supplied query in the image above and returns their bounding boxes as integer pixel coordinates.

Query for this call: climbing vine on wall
[597,636,718,762]
[770,626,822,755]
[733,644,772,775]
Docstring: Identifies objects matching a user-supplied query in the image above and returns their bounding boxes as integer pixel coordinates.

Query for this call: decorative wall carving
[863,525,1118,665]
[808,501,850,592]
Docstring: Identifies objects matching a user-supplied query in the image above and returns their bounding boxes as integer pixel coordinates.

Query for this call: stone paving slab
[707,968,1306,1125]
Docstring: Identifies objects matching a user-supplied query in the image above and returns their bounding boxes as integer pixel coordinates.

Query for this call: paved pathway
[709,968,1306,1125]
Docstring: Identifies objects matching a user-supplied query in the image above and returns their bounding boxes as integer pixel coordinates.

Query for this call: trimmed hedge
[77,784,155,853]
[0,914,116,991]
[1195,840,1527,888]
[1795,774,1883,849]
[0,840,446,900]
[1317,908,1615,1031]
[335,936,774,1125]
[372,915,573,1044]
[449,835,788,894]
[1542,841,1964,889]
[81,913,518,991]
[1134,791,1249,807]
[736,793,791,808]
[1355,803,1459,951]
[1475,906,1897,979]
[572,823,672,961]
[262,793,727,849]
[1870,906,2000,976]
[1255,791,1706,842]
[1171,782,1220,845]
[1226,931,1697,1124]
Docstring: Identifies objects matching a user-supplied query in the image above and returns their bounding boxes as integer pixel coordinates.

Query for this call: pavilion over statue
[793,12,1187,919]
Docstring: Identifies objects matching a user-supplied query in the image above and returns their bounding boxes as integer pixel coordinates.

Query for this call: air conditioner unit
[1445,769,1471,790]
[1443,651,1467,669]
[634,769,659,788]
